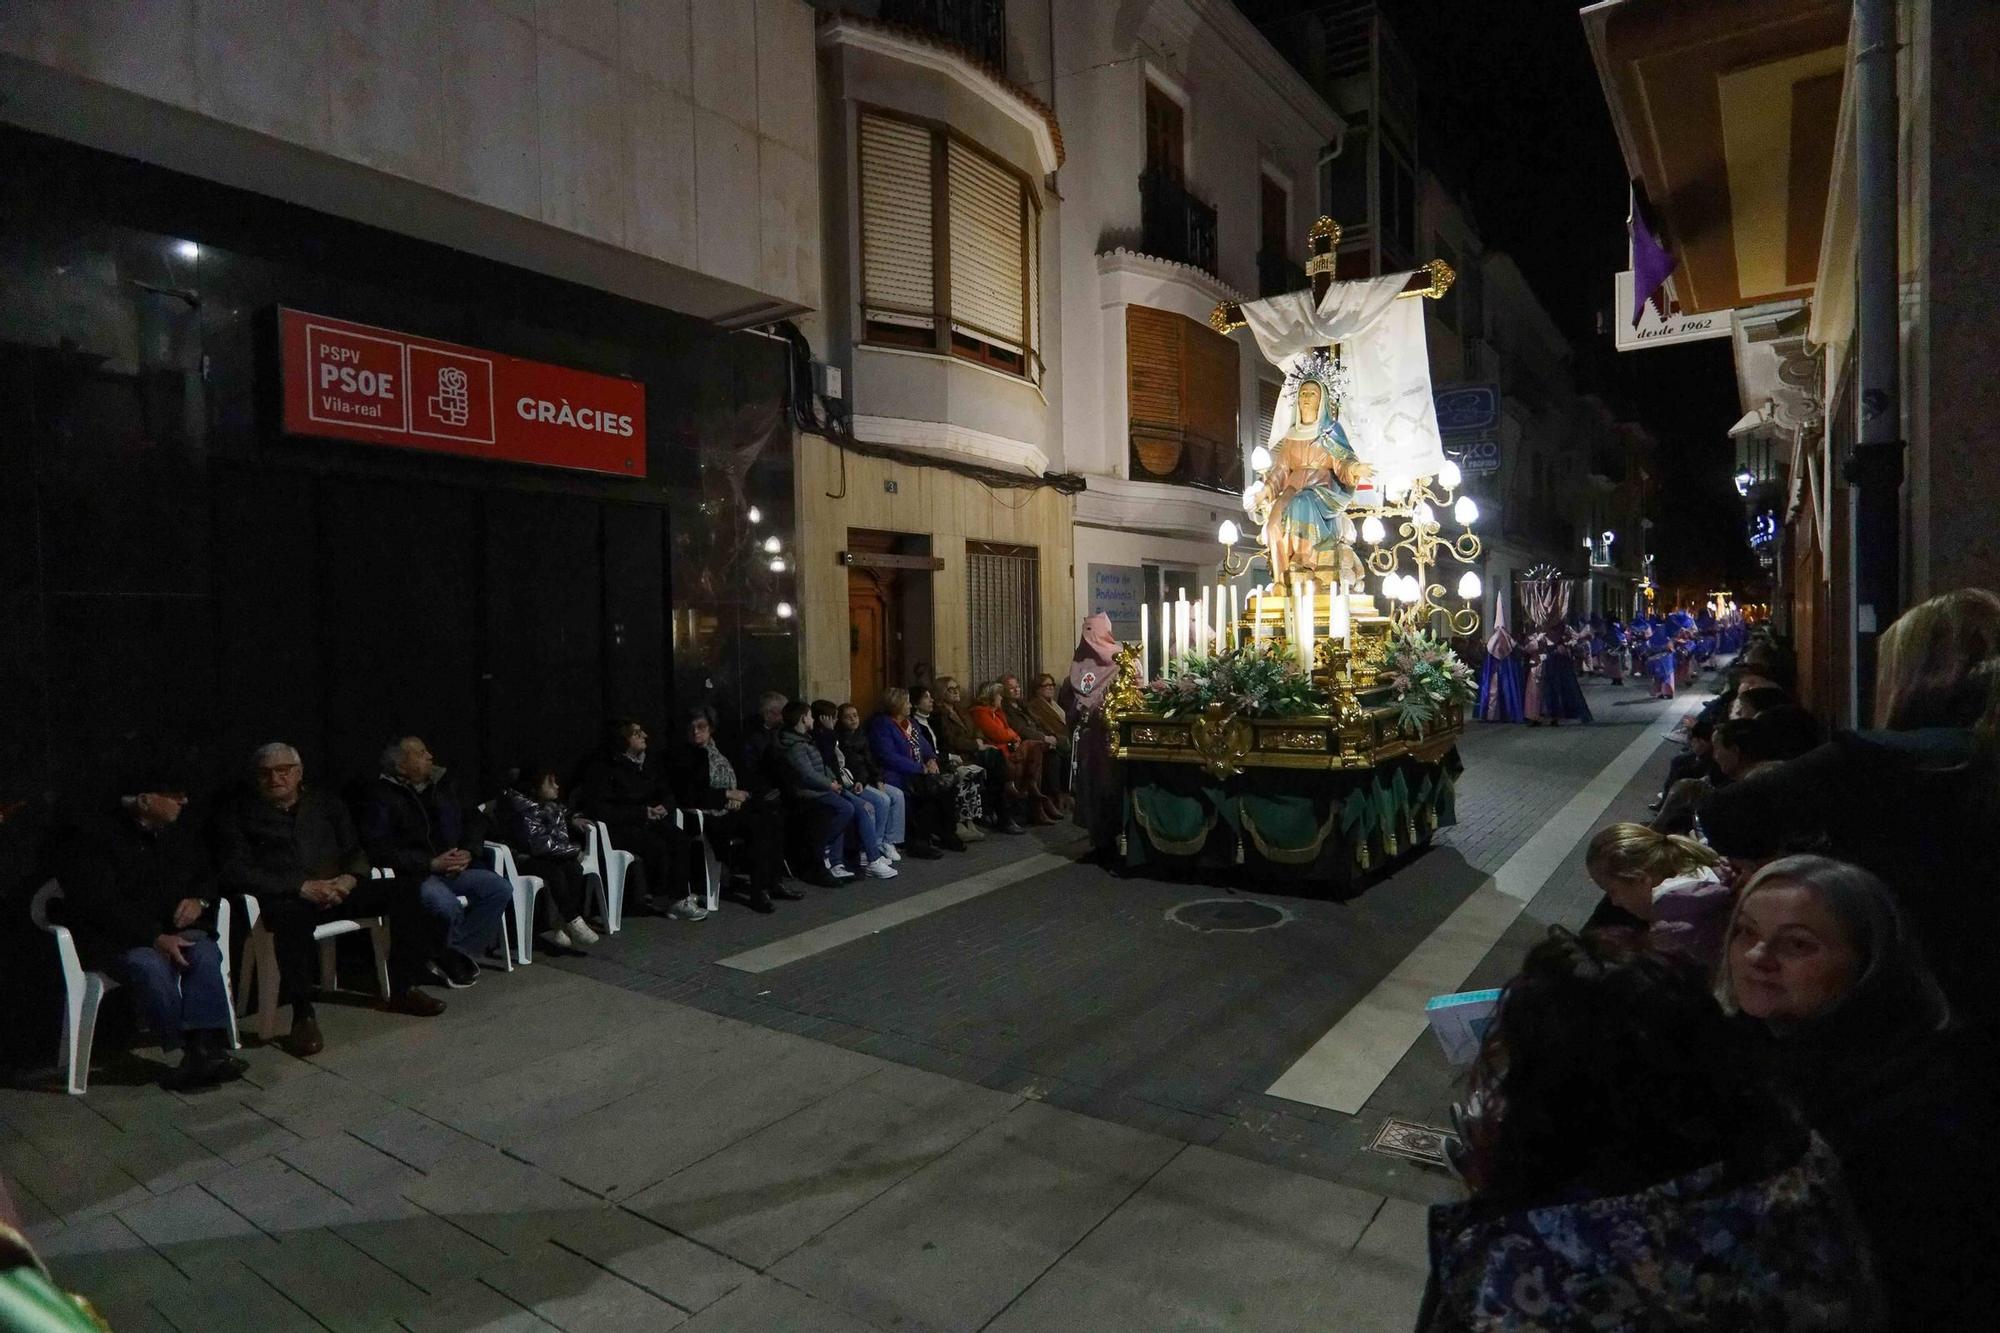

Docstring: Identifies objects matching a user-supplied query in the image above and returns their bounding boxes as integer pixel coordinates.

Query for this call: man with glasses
[51,754,246,1089]
[216,742,445,1057]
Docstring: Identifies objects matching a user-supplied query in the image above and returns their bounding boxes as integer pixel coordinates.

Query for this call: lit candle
[1141,603,1151,681]
[1197,588,1209,659]
[1251,592,1264,646]
[1302,578,1316,671]
[1229,584,1240,650]
[1160,597,1170,673]
[1174,592,1189,670]
[1331,582,1350,643]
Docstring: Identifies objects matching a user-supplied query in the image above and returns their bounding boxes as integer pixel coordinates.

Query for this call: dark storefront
[0,128,800,893]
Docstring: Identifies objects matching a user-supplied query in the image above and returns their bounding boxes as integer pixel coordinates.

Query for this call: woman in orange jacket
[968,681,1060,824]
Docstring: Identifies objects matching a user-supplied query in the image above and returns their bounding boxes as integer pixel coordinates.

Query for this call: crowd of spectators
[24,668,1079,1086]
[1423,587,2000,1331]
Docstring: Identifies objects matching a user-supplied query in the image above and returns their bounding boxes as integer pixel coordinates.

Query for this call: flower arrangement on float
[1383,627,1478,734]
[1141,642,1319,719]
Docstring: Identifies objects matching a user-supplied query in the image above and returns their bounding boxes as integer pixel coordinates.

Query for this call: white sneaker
[539,925,574,949]
[864,857,899,879]
[668,896,710,921]
[826,861,856,881]
[566,917,600,946]
[884,843,903,863]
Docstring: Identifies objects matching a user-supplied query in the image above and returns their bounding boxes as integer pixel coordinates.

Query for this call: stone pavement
[2,668,1716,1330]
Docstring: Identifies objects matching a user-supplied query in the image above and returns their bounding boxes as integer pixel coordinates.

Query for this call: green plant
[1384,627,1476,734]
[1143,642,1321,718]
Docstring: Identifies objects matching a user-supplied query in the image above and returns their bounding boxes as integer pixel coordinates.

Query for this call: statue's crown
[1292,347,1349,406]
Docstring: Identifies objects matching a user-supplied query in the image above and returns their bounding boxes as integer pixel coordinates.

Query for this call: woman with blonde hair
[1699,587,2000,1025]
[1583,822,1732,971]
[969,680,1059,824]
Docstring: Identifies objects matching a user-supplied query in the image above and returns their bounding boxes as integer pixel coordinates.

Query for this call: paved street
[4,671,1717,1331]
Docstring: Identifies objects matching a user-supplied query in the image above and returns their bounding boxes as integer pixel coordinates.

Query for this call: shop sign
[1434,383,1500,478]
[1087,563,1144,639]
[279,308,646,476]
[1613,271,1728,351]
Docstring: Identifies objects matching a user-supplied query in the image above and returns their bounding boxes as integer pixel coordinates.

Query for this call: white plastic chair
[482,841,543,966]
[581,820,633,934]
[237,873,393,1043]
[680,809,724,913]
[32,879,240,1095]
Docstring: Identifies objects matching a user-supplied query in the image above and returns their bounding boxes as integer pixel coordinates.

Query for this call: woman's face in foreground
[1727,880,1859,1024]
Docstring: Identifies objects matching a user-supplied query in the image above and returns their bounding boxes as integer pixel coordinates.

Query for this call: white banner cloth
[1240,272,1446,483]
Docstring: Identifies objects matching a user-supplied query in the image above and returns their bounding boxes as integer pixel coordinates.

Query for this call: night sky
[1241,0,1756,593]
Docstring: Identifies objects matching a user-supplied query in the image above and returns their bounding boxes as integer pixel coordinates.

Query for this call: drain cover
[1168,898,1289,933]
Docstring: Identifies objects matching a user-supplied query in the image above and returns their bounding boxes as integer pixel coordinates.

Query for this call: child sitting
[496,762,601,949]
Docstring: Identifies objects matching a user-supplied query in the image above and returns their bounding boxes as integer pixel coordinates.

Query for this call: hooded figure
[1059,613,1125,854]
[1477,602,1525,723]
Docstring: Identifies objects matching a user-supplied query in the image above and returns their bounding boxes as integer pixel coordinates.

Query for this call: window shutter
[1183,320,1239,489]
[1126,305,1184,479]
[860,115,935,328]
[946,141,1026,350]
[1256,380,1281,449]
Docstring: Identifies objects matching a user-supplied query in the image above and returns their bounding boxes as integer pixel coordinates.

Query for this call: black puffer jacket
[495,788,585,860]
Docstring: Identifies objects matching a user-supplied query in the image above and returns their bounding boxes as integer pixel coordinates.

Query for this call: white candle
[1252,592,1264,646]
[1141,603,1151,681]
[1160,597,1170,673]
[1174,594,1189,670]
[1229,584,1240,650]
[1331,583,1350,643]
[1302,578,1316,670]
[1197,588,1209,659]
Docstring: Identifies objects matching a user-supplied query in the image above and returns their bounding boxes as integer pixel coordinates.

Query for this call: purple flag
[1630,182,1676,324]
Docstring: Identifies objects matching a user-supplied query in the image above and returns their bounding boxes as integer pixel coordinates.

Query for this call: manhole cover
[1167,898,1289,933]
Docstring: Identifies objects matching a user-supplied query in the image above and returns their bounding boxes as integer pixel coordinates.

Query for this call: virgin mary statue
[1256,348,1374,582]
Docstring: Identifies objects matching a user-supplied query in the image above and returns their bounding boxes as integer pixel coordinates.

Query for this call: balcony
[878,0,1007,70]
[1139,167,1218,277]
[1257,249,1308,298]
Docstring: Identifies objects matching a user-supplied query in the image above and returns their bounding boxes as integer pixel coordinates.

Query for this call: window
[1256,379,1281,451]
[966,541,1039,688]
[859,111,1038,378]
[1126,304,1241,493]
[1144,81,1184,182]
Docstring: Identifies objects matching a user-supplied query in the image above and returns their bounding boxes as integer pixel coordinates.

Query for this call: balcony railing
[1139,167,1219,277]
[878,0,1007,70]
[1257,250,1308,298]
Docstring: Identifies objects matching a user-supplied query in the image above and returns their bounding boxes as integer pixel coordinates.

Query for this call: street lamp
[1733,467,1756,497]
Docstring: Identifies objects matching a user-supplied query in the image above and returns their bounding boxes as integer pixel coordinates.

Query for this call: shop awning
[1583,0,1849,316]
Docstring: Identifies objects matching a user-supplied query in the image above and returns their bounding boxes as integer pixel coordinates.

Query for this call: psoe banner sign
[279,308,647,476]
[1614,271,1729,352]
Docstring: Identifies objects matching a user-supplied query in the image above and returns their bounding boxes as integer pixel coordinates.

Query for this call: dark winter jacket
[572,750,668,830]
[356,770,488,884]
[835,725,884,786]
[812,726,855,786]
[495,788,584,861]
[865,715,932,791]
[216,788,371,907]
[668,741,738,813]
[776,729,839,800]
[933,700,984,759]
[740,724,787,802]
[51,808,216,968]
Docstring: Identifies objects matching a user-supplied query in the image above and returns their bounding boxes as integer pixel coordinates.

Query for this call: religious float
[1097,218,1484,894]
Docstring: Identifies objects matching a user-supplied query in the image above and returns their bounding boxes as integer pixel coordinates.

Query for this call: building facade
[0,1,822,869]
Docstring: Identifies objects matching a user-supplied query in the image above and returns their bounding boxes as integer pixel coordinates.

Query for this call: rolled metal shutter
[946,141,1026,351]
[860,115,935,328]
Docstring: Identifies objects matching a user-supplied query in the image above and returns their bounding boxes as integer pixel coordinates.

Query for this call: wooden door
[849,569,889,712]
[1145,82,1184,182]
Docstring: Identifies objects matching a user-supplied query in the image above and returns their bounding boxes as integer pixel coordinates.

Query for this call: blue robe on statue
[1478,623,1525,723]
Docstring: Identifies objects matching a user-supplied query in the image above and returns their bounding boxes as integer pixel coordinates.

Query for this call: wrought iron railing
[878,0,1007,70]
[1139,167,1219,277]
[1257,250,1308,298]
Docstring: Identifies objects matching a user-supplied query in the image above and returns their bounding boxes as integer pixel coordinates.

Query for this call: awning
[1583,0,1849,316]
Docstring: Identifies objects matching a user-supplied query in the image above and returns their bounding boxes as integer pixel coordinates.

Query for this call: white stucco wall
[0,0,821,320]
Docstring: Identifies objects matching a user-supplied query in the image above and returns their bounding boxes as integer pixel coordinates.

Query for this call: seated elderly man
[357,737,512,988]
[217,742,445,1056]
[51,759,246,1090]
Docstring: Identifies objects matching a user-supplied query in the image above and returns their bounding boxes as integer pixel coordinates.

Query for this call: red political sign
[278,308,646,476]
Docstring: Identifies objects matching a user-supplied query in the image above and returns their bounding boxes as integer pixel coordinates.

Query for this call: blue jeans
[107,932,232,1051]
[860,784,903,845]
[417,867,512,956]
[806,789,880,866]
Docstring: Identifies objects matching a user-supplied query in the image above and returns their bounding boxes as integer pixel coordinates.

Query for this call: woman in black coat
[571,719,705,920]
[666,709,791,914]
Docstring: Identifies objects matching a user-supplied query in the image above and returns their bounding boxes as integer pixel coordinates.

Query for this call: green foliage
[1142,641,1321,718]
[1382,627,1477,735]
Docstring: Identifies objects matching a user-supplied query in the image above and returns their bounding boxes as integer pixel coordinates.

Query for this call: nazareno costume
[1058,613,1123,850]
[1476,610,1524,723]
